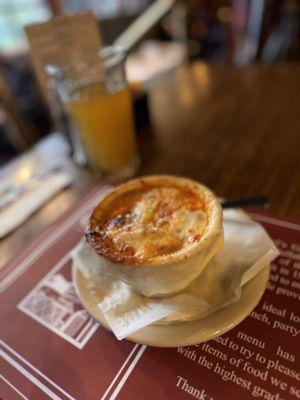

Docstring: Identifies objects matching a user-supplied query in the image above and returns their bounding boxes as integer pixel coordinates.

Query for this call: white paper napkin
[0,171,72,238]
[72,210,279,340]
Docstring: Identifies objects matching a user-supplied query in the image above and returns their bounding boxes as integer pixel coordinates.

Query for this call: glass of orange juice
[52,46,139,179]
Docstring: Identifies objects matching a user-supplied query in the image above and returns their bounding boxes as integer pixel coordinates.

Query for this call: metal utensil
[0,165,61,210]
[221,196,269,209]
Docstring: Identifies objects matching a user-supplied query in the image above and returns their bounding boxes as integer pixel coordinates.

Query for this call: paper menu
[25,11,102,102]
[0,184,299,400]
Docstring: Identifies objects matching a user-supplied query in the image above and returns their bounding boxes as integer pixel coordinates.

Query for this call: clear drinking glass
[51,46,139,180]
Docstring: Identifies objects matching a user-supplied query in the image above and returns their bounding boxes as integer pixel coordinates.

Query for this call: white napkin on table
[0,171,71,238]
[72,209,279,340]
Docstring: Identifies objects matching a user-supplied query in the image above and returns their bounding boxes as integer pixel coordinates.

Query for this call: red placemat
[0,187,299,400]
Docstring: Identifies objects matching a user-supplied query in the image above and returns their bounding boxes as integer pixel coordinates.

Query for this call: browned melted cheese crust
[86,183,208,265]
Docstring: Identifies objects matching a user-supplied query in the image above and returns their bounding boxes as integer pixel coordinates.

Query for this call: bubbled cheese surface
[86,184,209,265]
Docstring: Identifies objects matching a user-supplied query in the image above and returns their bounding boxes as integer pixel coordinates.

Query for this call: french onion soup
[86,176,223,297]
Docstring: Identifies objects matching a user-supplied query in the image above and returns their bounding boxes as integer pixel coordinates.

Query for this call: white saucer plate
[73,263,270,348]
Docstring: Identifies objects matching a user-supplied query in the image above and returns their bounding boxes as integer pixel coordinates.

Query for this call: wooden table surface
[1,62,300,269]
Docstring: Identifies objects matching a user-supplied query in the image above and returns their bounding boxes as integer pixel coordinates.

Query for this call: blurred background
[0,0,299,165]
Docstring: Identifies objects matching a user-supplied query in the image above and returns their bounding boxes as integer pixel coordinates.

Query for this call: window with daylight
[0,0,51,54]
